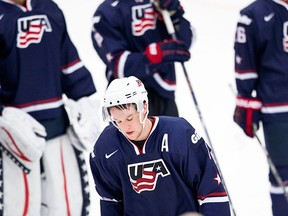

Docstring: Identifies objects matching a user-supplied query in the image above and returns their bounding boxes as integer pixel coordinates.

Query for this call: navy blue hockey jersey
[90,116,231,216]
[0,0,96,121]
[234,0,288,123]
[91,0,192,100]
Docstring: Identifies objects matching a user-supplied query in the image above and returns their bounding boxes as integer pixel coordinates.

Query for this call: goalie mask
[102,76,148,123]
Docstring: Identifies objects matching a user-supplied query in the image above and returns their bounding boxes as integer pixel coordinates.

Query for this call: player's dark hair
[107,103,137,115]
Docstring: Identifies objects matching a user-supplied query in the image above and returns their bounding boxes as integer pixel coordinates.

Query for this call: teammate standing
[91,0,193,116]
[0,0,104,215]
[90,76,231,216]
[233,0,288,215]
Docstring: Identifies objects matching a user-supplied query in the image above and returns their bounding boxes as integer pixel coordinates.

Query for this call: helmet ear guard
[102,76,148,123]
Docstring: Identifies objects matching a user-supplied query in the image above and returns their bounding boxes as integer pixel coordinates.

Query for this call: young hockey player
[0,0,104,215]
[91,0,193,117]
[90,76,231,216]
[233,0,288,215]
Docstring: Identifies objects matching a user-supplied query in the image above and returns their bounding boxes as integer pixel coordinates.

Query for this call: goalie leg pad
[2,152,41,215]
[41,135,90,216]
[0,107,46,168]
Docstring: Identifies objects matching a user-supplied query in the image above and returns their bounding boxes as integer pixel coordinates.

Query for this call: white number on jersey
[235,26,246,43]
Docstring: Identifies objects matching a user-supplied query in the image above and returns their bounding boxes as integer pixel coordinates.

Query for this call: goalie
[0,0,106,215]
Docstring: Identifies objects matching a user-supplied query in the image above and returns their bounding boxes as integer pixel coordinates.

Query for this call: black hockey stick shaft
[161,9,237,216]
[229,84,288,203]
[252,125,288,203]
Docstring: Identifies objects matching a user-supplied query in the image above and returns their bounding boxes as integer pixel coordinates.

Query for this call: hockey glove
[0,107,47,170]
[145,39,190,65]
[233,96,262,138]
[64,95,107,152]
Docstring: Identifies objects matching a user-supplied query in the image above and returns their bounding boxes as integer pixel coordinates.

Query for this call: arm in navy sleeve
[59,11,96,100]
[91,1,192,80]
[234,9,259,97]
[89,152,124,216]
[183,121,231,216]
[91,4,150,80]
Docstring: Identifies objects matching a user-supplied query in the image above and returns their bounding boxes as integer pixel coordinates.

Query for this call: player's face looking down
[108,103,151,141]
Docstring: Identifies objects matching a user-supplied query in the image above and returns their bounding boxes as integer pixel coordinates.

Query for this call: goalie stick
[156,5,237,216]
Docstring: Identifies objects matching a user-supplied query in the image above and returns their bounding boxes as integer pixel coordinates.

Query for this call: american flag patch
[17,15,52,48]
[131,3,156,36]
[128,159,170,193]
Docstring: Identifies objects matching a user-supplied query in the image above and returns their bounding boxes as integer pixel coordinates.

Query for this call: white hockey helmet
[102,76,148,122]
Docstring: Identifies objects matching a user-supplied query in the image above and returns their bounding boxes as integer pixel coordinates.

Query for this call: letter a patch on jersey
[17,15,52,48]
[128,159,170,193]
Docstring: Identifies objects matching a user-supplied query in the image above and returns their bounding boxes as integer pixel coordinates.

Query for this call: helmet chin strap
[139,109,148,129]
[139,100,149,129]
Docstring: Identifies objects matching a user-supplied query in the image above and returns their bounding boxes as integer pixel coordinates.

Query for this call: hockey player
[90,76,231,216]
[0,0,105,215]
[233,0,288,215]
[91,0,193,117]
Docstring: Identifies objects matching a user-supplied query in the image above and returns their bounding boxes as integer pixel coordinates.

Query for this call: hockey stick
[158,7,237,216]
[252,124,288,203]
[229,84,288,203]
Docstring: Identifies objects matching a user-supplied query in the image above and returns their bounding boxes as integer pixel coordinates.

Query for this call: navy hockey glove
[233,96,262,138]
[145,39,190,65]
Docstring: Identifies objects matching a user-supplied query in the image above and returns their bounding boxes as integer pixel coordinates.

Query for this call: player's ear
[143,101,148,114]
